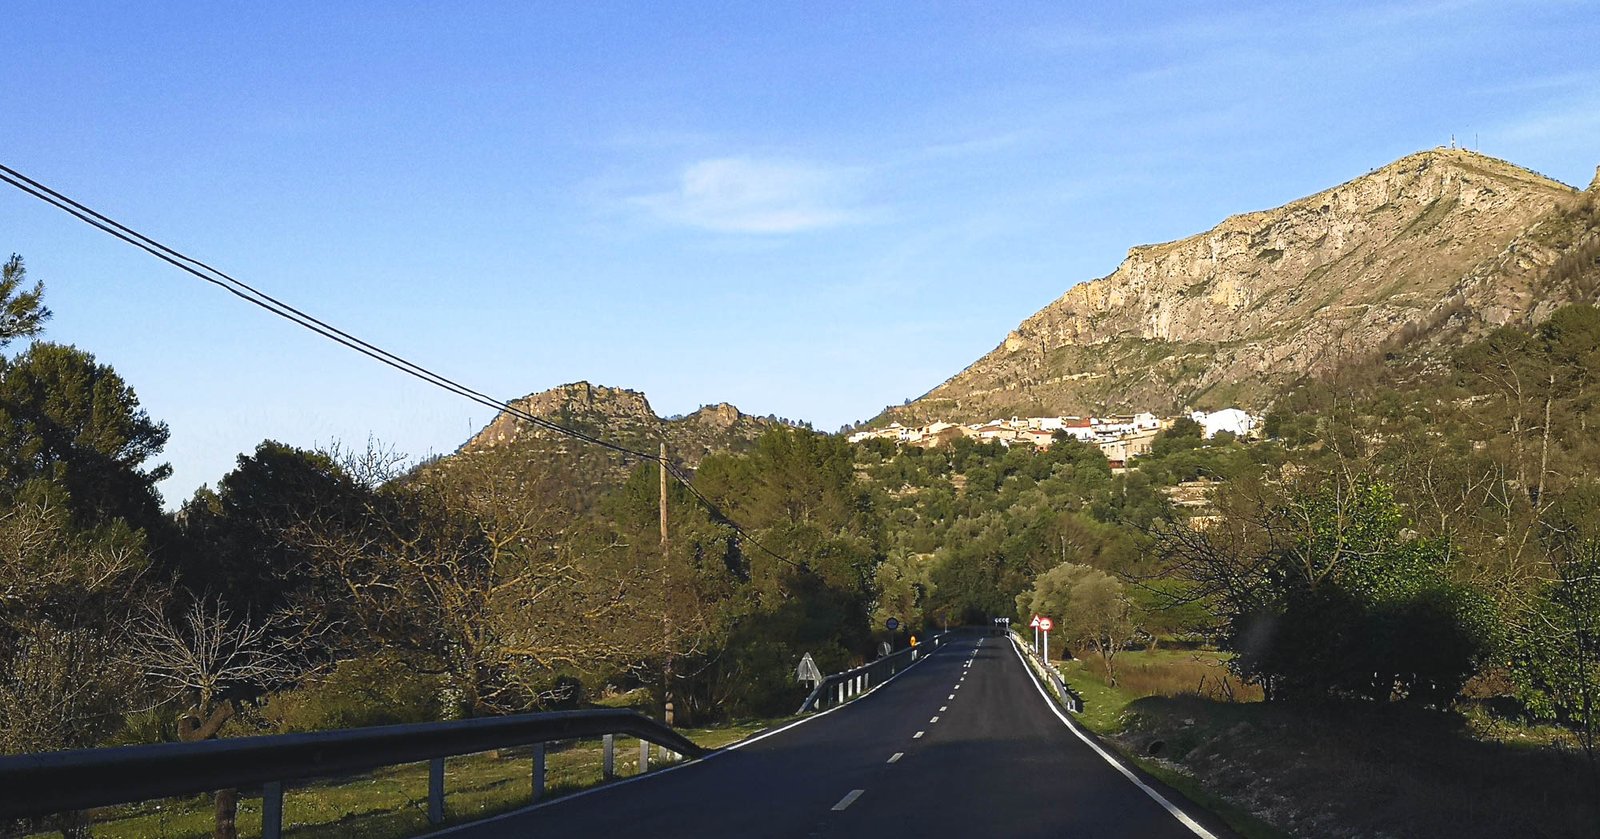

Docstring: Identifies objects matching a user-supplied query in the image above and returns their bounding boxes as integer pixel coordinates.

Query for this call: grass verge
[1051,646,1600,838]
[26,717,784,839]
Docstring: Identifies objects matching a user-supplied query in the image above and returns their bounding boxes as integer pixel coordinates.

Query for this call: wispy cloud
[1497,97,1600,146]
[631,157,864,234]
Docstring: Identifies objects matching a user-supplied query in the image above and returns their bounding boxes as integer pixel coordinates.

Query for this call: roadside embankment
[1055,651,1599,838]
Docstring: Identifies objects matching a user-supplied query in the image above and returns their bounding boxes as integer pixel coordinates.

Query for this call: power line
[0,163,809,573]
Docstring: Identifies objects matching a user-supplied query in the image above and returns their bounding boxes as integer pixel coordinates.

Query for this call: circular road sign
[1038,617,1054,632]
[885,617,900,631]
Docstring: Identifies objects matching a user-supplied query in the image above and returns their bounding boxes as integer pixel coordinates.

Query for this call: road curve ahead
[432,632,1235,838]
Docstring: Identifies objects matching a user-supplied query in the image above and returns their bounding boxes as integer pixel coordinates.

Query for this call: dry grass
[1069,647,1263,704]
[1054,646,1600,837]
[1119,697,1600,839]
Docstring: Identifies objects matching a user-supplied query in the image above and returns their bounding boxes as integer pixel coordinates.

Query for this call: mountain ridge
[877,148,1595,426]
[441,381,784,511]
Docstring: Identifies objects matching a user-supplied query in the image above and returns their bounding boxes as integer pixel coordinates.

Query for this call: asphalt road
[433,632,1235,838]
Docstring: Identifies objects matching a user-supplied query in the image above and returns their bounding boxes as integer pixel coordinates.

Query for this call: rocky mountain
[880,149,1600,426]
[443,381,780,510]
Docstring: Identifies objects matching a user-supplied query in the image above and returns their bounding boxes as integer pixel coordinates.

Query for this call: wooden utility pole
[660,442,675,727]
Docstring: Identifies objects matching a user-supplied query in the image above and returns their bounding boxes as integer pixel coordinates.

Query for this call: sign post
[1038,617,1054,662]
[1029,615,1042,654]
[796,652,822,687]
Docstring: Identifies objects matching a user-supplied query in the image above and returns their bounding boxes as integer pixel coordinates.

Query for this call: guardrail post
[639,738,650,773]
[532,742,545,802]
[262,782,283,839]
[603,734,616,780]
[428,758,445,825]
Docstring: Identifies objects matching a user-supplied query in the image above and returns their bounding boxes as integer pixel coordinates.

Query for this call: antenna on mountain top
[1450,134,1457,149]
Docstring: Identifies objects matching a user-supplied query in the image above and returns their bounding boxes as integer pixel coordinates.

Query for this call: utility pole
[660,442,675,727]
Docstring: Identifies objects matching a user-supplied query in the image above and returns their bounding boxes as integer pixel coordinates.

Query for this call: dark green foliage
[265,652,444,732]
[1151,416,1203,456]
[0,254,50,347]
[0,342,171,532]
[175,441,375,619]
[1224,482,1497,704]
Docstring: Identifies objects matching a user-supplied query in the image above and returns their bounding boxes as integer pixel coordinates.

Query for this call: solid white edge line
[1007,635,1221,839]
[832,789,865,811]
[424,636,962,836]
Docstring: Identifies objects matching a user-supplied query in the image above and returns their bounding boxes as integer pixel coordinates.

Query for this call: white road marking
[887,752,903,764]
[955,684,961,689]
[433,634,959,835]
[947,694,955,700]
[913,730,925,739]
[940,705,947,711]
[930,716,940,723]
[1007,635,1221,839]
[832,789,865,811]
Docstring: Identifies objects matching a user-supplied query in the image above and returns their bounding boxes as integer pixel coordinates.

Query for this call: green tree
[1150,415,1203,456]
[175,441,370,620]
[0,343,171,532]
[1160,478,1497,703]
[1016,562,1138,681]
[0,254,50,347]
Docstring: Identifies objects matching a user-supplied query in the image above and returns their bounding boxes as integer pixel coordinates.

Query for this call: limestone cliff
[883,149,1589,425]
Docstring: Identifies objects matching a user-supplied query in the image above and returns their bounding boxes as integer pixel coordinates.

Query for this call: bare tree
[128,599,300,839]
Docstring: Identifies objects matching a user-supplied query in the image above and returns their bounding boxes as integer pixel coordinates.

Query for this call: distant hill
[435,381,782,511]
[879,149,1600,426]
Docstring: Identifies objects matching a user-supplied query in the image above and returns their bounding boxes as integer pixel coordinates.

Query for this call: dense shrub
[264,653,443,732]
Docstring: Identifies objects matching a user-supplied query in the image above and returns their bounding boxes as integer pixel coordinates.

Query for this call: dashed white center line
[955,684,962,689]
[913,730,925,739]
[947,694,955,700]
[940,705,947,711]
[887,752,903,764]
[930,716,940,723]
[832,789,865,811]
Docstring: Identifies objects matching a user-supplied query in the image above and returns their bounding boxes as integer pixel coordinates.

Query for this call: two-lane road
[435,633,1233,838]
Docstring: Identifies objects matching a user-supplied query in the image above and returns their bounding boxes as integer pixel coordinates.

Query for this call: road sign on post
[1038,617,1054,661]
[796,653,822,686]
[885,617,899,631]
[1030,615,1041,653]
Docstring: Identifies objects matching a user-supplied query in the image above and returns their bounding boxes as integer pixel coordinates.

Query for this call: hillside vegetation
[4,152,1599,838]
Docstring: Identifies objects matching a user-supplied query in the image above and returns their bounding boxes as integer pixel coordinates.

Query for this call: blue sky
[3,1,1597,504]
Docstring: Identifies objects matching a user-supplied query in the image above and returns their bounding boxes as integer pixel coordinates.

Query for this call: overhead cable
[0,163,808,572]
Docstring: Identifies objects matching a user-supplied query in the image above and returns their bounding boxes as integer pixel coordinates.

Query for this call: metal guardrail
[0,708,706,835]
[797,634,946,714]
[1013,631,1085,714]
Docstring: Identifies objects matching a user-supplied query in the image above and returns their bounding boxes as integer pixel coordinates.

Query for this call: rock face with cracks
[883,149,1595,425]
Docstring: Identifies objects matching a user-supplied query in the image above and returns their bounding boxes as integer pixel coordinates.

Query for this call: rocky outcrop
[449,382,779,510]
[883,149,1584,424]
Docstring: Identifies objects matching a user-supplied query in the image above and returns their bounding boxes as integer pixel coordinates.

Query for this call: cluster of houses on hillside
[846,409,1258,467]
